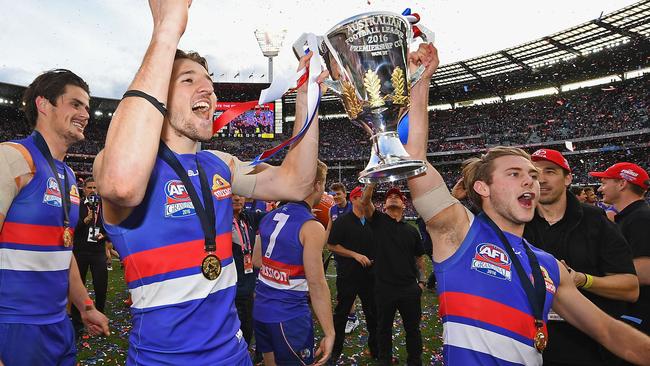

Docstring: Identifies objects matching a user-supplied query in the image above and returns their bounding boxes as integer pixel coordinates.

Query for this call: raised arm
[250,54,328,202]
[301,220,334,365]
[96,0,190,221]
[360,183,376,219]
[405,44,470,262]
[552,260,650,365]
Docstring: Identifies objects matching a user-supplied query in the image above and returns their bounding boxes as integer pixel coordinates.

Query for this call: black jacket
[524,190,636,365]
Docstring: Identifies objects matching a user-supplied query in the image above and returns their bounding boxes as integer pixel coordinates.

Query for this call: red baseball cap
[349,186,364,200]
[385,187,407,202]
[589,162,649,190]
[531,149,571,172]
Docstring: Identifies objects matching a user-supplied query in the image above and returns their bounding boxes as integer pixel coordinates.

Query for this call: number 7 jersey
[254,202,315,323]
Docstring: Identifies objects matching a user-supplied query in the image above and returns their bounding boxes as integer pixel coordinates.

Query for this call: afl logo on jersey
[471,243,512,281]
[211,174,232,200]
[164,180,196,218]
[43,177,62,207]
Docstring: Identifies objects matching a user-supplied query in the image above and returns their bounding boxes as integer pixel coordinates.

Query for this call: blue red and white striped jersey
[104,150,249,365]
[329,201,351,222]
[0,134,80,325]
[435,212,560,366]
[254,202,314,323]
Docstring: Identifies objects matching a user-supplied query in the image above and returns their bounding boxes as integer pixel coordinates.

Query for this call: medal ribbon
[32,131,71,229]
[479,212,547,348]
[158,141,217,253]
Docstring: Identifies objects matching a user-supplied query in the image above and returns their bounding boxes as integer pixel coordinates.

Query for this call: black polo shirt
[525,191,636,364]
[73,200,107,256]
[328,211,374,279]
[616,199,650,335]
[368,210,424,292]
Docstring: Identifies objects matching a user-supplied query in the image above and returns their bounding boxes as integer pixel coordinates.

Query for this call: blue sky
[0,0,635,99]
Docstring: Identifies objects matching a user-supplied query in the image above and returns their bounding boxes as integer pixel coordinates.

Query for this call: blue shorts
[254,314,314,365]
[0,319,76,366]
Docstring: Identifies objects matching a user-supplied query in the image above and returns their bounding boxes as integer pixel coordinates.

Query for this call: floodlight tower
[254,29,287,83]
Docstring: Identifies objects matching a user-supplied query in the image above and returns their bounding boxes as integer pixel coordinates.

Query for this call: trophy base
[358,159,427,184]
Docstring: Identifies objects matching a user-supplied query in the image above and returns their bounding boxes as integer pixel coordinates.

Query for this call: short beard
[169,112,211,143]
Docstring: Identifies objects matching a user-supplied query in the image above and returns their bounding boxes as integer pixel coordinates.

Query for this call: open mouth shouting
[518,192,535,209]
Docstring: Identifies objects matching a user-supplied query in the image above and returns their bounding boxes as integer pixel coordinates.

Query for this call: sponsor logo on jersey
[211,174,232,200]
[70,185,81,205]
[471,243,512,281]
[43,177,62,207]
[260,263,290,285]
[540,266,556,294]
[164,180,196,218]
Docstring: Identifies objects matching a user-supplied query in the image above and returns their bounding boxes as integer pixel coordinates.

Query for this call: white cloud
[0,0,635,98]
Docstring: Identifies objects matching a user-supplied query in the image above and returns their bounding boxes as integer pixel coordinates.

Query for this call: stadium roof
[283,0,650,105]
[433,0,650,86]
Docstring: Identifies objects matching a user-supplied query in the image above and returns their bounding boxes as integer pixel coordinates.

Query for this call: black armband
[122,90,167,116]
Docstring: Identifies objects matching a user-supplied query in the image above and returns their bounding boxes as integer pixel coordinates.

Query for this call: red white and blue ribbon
[211,34,322,166]
[402,8,422,39]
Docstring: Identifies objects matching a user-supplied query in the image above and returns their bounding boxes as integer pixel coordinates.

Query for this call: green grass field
[76,257,444,365]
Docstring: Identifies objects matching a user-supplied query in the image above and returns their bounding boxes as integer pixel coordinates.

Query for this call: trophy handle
[292,33,311,59]
[409,24,436,88]
[322,79,342,95]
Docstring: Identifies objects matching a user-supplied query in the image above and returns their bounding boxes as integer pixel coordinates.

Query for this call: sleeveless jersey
[435,212,560,366]
[254,202,315,323]
[0,133,80,324]
[104,150,248,365]
[329,201,351,222]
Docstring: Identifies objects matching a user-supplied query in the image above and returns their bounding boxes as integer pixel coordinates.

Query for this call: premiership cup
[294,11,434,183]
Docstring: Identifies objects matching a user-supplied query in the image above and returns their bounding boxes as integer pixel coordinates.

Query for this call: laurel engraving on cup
[363,69,385,108]
[341,80,364,119]
[390,67,408,106]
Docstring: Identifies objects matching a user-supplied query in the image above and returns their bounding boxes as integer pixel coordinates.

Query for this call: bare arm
[415,255,427,284]
[360,183,375,219]
[68,257,110,336]
[96,1,190,222]
[252,235,262,269]
[0,143,34,230]
[405,44,470,262]
[552,260,650,365]
[580,272,639,302]
[301,221,334,364]
[327,243,371,268]
[250,54,328,202]
[634,257,650,286]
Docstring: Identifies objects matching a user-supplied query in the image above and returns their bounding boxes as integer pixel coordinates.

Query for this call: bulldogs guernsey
[254,202,314,323]
[436,212,560,366]
[104,150,249,365]
[329,201,351,222]
[0,134,80,324]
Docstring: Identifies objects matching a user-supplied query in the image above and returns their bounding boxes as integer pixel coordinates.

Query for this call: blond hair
[316,160,328,185]
[462,146,532,208]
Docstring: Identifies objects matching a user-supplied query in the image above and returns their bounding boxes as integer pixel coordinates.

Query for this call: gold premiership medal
[534,330,547,352]
[62,227,73,247]
[201,254,222,280]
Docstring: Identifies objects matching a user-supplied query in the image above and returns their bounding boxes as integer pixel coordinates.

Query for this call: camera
[87,194,100,208]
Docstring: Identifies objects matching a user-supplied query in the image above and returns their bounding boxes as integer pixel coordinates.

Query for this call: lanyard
[32,131,71,228]
[479,213,547,350]
[233,216,251,253]
[158,141,216,253]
